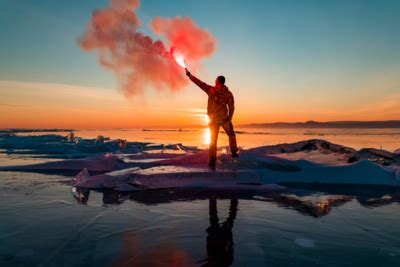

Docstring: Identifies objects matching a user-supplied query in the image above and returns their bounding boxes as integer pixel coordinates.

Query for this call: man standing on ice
[185,68,239,168]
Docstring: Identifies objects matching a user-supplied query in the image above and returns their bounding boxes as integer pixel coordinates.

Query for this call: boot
[229,135,238,158]
[208,160,216,170]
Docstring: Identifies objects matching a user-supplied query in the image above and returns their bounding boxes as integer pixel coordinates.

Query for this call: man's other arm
[227,92,235,121]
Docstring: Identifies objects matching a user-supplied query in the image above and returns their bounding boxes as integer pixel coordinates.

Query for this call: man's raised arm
[186,68,212,95]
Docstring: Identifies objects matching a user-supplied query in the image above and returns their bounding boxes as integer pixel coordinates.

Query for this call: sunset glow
[0,1,399,129]
[0,79,399,129]
[203,127,211,145]
[202,115,210,125]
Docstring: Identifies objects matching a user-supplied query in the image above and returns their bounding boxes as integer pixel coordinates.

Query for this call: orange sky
[1,79,399,129]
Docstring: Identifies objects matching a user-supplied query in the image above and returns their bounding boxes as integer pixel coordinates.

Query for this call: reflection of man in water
[202,199,238,267]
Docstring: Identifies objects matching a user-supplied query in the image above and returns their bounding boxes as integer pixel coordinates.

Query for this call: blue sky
[0,0,399,127]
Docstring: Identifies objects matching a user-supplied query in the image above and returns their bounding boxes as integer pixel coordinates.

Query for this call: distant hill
[240,120,400,128]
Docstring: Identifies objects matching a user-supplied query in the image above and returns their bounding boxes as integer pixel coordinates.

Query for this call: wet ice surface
[1,133,400,266]
[2,171,400,266]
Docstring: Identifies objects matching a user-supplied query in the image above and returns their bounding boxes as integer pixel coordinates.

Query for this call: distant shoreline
[239,120,400,129]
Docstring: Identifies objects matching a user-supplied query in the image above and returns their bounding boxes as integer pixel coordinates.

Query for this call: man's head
[215,75,225,89]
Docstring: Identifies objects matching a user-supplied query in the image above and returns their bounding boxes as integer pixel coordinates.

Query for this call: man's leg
[209,122,220,167]
[209,199,219,225]
[222,121,238,157]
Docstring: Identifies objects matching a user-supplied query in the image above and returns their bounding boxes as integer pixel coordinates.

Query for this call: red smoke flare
[171,48,186,68]
[79,0,217,98]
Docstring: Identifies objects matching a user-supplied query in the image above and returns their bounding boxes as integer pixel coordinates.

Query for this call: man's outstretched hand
[185,68,191,77]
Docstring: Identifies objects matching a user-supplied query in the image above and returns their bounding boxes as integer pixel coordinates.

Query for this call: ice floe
[1,134,400,191]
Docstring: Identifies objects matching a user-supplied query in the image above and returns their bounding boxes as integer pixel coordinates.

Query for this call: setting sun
[203,127,211,145]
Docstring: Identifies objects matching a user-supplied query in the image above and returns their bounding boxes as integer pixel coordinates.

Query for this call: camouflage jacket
[189,75,235,123]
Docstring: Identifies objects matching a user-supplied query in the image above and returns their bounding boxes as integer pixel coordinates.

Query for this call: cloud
[0,102,30,108]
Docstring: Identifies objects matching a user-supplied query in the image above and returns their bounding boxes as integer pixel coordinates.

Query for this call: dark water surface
[1,170,400,266]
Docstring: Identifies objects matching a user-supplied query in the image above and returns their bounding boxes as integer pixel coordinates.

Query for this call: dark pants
[209,121,238,166]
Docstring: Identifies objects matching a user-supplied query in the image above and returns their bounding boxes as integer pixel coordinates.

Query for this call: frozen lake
[1,128,400,266]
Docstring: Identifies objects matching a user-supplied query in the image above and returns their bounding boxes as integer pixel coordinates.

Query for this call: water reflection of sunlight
[203,127,211,145]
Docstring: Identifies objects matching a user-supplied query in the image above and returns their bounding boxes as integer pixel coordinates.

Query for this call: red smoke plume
[79,0,217,97]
